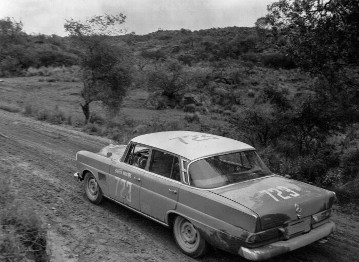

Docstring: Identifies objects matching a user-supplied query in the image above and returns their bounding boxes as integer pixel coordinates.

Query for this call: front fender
[76,150,112,194]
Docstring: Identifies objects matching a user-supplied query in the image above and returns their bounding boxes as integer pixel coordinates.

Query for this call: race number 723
[114,177,132,202]
[260,186,300,202]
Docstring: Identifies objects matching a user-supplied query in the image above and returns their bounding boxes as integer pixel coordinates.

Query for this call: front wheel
[173,216,208,257]
[84,172,103,204]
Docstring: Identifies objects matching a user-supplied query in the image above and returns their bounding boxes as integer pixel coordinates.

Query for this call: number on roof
[170,134,219,144]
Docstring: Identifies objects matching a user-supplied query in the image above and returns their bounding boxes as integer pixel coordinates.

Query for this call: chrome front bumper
[73,172,82,181]
[238,221,335,261]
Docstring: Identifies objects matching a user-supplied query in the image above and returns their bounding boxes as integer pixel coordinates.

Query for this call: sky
[0,0,274,36]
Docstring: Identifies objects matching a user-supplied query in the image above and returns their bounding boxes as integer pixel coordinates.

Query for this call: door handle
[169,189,177,194]
[133,177,141,182]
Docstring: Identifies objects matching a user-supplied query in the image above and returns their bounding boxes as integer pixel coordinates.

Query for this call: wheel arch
[80,169,92,180]
[166,211,205,232]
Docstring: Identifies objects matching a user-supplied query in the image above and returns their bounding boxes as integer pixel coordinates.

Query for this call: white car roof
[131,131,254,160]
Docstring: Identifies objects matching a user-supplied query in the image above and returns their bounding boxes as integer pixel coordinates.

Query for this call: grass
[0,171,49,262]
[25,66,81,82]
[22,103,78,127]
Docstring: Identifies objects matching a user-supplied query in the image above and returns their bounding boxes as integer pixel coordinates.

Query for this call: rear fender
[166,210,247,254]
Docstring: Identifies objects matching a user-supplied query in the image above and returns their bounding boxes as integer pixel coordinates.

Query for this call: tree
[0,17,24,48]
[266,0,359,73]
[146,60,189,108]
[64,14,133,123]
[255,17,270,43]
[265,0,359,129]
[0,17,27,76]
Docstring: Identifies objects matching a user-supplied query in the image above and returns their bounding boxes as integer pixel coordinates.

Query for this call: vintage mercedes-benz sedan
[74,131,336,261]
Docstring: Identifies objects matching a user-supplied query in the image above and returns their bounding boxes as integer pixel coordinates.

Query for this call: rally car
[74,131,336,261]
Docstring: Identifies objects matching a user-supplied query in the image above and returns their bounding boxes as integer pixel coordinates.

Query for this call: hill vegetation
[0,0,358,206]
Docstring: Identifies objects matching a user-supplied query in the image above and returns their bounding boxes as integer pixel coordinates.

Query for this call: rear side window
[149,150,180,181]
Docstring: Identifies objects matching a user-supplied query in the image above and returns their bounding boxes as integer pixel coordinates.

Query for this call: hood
[210,175,336,230]
[98,144,127,162]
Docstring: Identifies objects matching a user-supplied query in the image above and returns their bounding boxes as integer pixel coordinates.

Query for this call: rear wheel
[173,216,208,257]
[84,172,103,204]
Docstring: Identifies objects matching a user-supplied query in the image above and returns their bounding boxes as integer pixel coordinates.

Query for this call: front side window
[149,150,180,181]
[125,143,150,169]
[188,150,271,189]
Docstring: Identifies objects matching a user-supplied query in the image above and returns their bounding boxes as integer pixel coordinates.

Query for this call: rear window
[188,150,271,189]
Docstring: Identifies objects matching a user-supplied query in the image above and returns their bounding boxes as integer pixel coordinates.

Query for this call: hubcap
[180,221,197,246]
[88,178,98,196]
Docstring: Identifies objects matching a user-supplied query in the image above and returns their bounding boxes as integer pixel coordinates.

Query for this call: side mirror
[106,152,112,157]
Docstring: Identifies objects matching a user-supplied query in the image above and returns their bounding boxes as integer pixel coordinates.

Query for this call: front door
[109,164,142,210]
[108,144,150,210]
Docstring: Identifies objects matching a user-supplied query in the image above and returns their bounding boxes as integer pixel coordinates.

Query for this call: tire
[84,172,103,204]
[173,216,208,258]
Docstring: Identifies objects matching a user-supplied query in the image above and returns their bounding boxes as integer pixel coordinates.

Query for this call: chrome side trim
[177,175,276,191]
[105,195,169,227]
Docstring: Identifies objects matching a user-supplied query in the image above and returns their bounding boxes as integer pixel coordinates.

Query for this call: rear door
[140,149,181,222]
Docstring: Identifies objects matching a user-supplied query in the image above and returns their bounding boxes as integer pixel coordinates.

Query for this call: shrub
[184,112,200,123]
[342,150,359,182]
[25,66,81,82]
[335,177,359,204]
[48,109,66,124]
[247,89,255,97]
[36,109,49,121]
[35,106,66,124]
[82,123,104,136]
[66,115,72,126]
[89,113,106,125]
[23,104,34,116]
[261,53,296,69]
[0,172,48,262]
[232,90,241,104]
[184,104,196,113]
[279,150,339,185]
[242,52,259,63]
[231,105,239,112]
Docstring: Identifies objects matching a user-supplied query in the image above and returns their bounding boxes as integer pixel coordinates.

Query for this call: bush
[184,104,196,113]
[242,52,259,63]
[35,106,66,124]
[89,113,106,125]
[23,104,35,116]
[184,112,200,123]
[342,150,359,182]
[82,123,104,136]
[247,89,255,97]
[1,206,48,262]
[25,66,81,82]
[261,53,296,69]
[335,177,359,203]
[0,173,48,262]
[279,149,339,185]
[48,109,66,124]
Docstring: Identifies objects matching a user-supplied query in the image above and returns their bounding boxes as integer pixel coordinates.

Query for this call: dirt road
[1,110,358,262]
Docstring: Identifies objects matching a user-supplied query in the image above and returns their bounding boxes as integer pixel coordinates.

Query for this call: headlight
[312,209,331,224]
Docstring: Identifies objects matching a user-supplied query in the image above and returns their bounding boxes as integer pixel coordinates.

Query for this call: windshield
[188,150,272,189]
